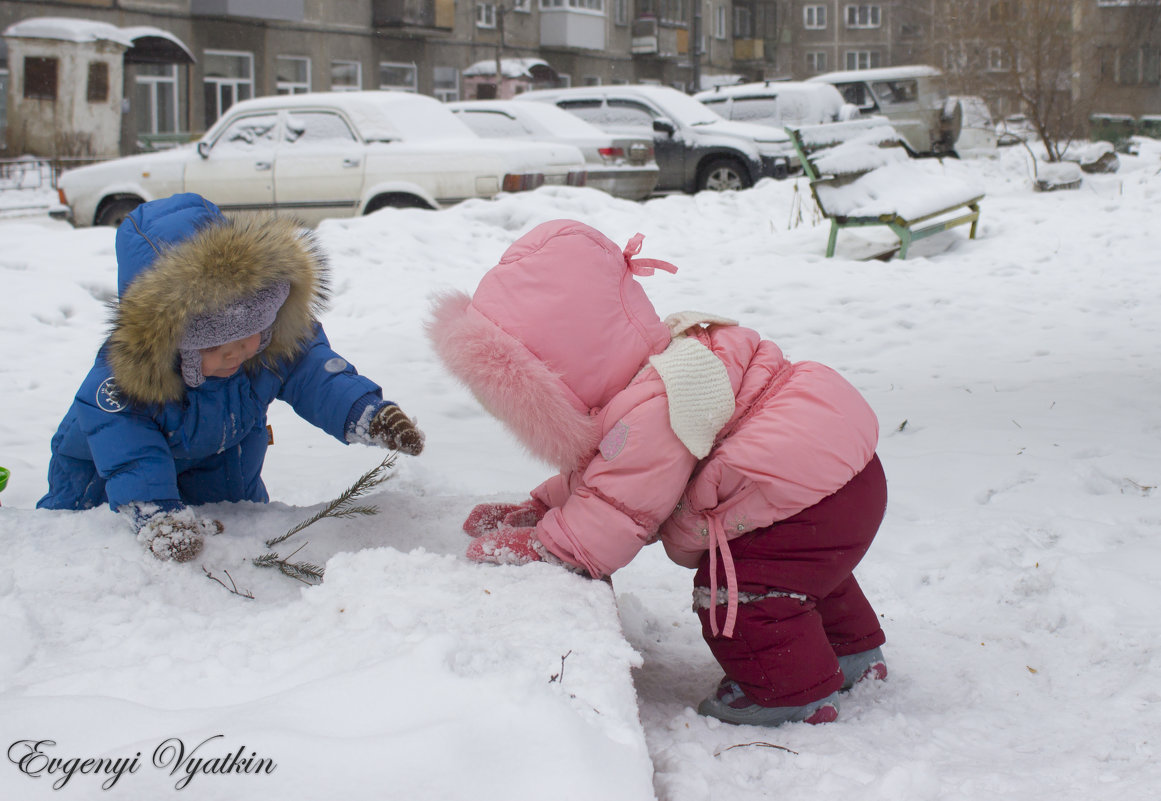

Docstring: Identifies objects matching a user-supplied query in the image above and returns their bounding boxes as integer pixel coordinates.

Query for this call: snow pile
[2,141,1161,799]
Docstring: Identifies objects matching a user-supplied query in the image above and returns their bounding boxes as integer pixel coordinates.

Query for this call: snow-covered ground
[1,141,1159,800]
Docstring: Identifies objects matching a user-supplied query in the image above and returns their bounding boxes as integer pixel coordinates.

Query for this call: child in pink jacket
[427,219,888,727]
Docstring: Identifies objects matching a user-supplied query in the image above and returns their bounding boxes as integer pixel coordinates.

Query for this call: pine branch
[265,453,397,548]
[253,549,326,584]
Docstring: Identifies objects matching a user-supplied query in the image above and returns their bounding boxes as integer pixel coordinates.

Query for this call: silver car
[450,100,659,201]
[516,85,794,193]
[57,91,587,227]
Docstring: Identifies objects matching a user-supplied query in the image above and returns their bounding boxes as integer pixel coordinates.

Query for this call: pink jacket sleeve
[533,391,698,578]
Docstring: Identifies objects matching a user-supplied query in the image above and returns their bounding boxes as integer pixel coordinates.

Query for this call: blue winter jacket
[38,193,384,514]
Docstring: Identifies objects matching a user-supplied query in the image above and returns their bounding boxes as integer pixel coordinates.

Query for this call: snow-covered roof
[3,17,194,63]
[808,65,942,84]
[463,58,555,79]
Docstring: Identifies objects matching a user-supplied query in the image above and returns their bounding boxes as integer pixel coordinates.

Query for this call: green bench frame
[787,122,983,259]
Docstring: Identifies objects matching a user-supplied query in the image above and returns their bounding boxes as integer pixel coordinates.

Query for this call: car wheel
[364,194,432,214]
[95,197,143,227]
[698,158,751,192]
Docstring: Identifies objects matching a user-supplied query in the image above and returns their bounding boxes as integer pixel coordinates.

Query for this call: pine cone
[369,405,425,455]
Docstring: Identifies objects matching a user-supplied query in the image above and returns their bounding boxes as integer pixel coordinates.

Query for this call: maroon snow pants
[694,453,887,707]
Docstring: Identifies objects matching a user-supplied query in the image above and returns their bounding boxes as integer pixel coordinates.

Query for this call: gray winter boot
[838,646,887,691]
[697,677,840,727]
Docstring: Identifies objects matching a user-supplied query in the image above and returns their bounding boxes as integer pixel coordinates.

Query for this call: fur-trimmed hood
[106,193,329,405]
[427,220,675,471]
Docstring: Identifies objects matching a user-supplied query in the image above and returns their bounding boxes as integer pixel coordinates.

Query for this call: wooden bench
[786,118,984,259]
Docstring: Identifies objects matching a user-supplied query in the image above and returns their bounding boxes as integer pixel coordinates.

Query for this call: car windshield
[652,89,726,126]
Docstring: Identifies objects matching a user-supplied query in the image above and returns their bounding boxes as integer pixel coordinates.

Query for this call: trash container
[0,466,8,506]
[1137,115,1161,139]
[1089,113,1135,145]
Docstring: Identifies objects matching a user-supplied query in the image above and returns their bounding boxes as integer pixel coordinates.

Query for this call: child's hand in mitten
[138,510,222,562]
[465,525,545,566]
[463,498,549,537]
[368,404,425,456]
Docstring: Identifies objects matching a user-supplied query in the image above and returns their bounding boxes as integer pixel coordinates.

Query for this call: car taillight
[567,170,586,187]
[598,147,625,162]
[502,173,546,192]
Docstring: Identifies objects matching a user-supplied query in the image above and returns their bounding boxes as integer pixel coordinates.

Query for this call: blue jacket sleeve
[274,324,385,441]
[71,363,184,511]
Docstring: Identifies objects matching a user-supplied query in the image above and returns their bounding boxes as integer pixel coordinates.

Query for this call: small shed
[3,17,193,159]
[462,58,559,100]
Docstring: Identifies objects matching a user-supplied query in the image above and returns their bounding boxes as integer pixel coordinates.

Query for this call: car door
[274,109,365,225]
[184,111,278,217]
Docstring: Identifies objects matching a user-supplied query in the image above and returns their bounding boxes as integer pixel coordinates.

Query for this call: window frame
[276,55,311,95]
[844,4,882,29]
[23,56,58,101]
[804,5,827,30]
[379,62,418,92]
[330,59,363,92]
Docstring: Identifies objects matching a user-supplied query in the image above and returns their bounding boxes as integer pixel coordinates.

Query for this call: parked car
[693,81,857,130]
[807,65,961,156]
[449,99,659,200]
[515,85,794,194]
[950,95,998,157]
[56,91,587,228]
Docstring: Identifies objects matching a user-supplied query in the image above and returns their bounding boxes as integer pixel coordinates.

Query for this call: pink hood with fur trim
[428,220,878,637]
[427,219,674,471]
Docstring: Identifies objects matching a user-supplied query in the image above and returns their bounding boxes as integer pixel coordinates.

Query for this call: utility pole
[692,0,702,92]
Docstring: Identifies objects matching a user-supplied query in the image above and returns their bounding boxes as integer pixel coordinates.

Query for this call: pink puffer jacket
[428,220,878,636]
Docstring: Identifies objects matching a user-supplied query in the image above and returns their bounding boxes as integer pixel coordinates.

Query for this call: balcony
[540,8,606,51]
[190,0,305,22]
[372,0,455,29]
[734,38,764,61]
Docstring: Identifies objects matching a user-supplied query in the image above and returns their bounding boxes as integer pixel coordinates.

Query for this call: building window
[844,50,881,70]
[513,0,531,10]
[380,62,418,92]
[1143,46,1161,85]
[804,5,827,29]
[540,0,605,10]
[989,0,1017,23]
[203,51,253,128]
[987,47,1011,72]
[331,60,362,91]
[433,66,460,102]
[734,6,753,38]
[86,62,109,103]
[23,56,58,100]
[615,0,628,25]
[715,6,726,38]
[583,75,602,86]
[135,63,181,136]
[806,51,828,73]
[477,3,497,27]
[276,56,311,94]
[845,5,881,29]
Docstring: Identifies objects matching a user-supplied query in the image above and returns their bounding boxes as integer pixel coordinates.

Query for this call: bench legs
[824,203,982,259]
[826,221,840,258]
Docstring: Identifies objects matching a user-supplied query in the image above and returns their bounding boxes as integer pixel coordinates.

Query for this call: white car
[516,85,794,194]
[807,66,961,156]
[693,81,856,129]
[57,91,587,227]
[450,99,660,201]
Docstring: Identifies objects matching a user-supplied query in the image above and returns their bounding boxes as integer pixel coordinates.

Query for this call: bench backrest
[786,118,908,183]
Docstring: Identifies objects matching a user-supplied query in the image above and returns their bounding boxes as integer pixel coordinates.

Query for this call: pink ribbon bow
[623,233,678,277]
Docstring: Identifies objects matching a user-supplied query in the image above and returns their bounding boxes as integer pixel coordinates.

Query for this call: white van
[807,65,961,156]
[693,81,857,129]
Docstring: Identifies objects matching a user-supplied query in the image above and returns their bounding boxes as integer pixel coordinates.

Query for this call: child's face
[200,332,262,379]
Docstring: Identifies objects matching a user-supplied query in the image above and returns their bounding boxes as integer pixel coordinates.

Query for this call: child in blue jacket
[38,193,423,561]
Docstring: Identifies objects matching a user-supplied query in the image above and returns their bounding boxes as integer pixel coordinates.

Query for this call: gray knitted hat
[179,280,291,387]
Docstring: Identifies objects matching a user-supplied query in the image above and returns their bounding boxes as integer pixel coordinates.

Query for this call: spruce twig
[265,453,397,548]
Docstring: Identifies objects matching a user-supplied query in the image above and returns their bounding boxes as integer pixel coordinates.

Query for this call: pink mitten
[465,526,544,566]
[463,498,548,537]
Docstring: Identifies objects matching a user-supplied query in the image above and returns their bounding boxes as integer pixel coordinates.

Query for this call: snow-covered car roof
[808,65,943,84]
[211,91,479,143]
[451,100,610,139]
